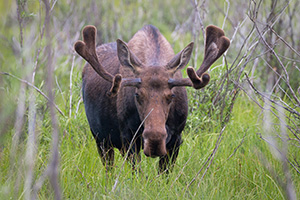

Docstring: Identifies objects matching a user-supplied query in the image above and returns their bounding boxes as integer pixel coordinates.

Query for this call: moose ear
[117,39,142,72]
[166,42,194,74]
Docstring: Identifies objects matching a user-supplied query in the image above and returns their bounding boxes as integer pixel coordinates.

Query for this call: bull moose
[74,24,229,172]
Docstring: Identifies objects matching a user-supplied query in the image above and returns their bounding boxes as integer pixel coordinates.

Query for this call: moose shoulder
[74,25,230,172]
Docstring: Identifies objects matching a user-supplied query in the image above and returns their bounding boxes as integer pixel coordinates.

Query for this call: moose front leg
[119,138,142,171]
[91,129,115,170]
[95,140,115,170]
[98,146,115,170]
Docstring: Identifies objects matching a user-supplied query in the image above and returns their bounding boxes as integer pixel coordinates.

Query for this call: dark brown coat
[75,24,230,172]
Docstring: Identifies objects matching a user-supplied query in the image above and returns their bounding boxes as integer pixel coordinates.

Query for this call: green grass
[1,0,300,199]
[1,94,298,199]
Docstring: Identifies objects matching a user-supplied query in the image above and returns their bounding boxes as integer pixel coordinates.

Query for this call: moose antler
[169,25,230,89]
[74,25,124,97]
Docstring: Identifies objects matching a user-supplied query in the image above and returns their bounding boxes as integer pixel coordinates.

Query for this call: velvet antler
[74,26,126,97]
[169,25,230,89]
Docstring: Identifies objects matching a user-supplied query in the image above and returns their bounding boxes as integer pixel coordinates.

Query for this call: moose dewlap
[74,24,230,172]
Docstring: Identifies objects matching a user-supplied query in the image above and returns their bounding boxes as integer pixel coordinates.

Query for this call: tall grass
[2,95,298,199]
[1,0,299,199]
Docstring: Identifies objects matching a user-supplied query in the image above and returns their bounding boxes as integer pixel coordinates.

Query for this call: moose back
[75,24,229,172]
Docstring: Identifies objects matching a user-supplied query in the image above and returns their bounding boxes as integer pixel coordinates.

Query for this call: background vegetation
[0,0,299,199]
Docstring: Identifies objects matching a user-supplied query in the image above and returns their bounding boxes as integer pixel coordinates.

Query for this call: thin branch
[257,133,300,175]
[245,73,300,119]
[33,1,62,199]
[55,76,66,107]
[24,85,37,200]
[76,166,91,189]
[250,8,300,106]
[0,72,65,117]
[268,25,300,58]
[196,126,225,188]
[222,0,230,30]
[75,97,83,119]
[227,130,247,160]
[242,75,300,142]
[69,54,75,118]
[111,109,153,193]
[170,150,195,188]
[16,0,25,49]
[185,125,226,192]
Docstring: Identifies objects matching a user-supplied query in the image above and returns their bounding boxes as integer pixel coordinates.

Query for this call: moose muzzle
[143,129,167,157]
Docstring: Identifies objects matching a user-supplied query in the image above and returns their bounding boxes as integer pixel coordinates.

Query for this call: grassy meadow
[0,0,299,199]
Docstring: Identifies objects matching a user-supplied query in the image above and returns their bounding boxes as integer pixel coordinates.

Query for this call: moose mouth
[143,138,167,158]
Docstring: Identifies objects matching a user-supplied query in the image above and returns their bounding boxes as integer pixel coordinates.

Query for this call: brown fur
[75,24,230,172]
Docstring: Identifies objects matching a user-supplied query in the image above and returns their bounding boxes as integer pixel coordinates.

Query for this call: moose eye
[166,93,175,104]
[135,92,143,104]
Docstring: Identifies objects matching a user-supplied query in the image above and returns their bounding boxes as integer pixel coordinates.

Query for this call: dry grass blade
[111,109,153,193]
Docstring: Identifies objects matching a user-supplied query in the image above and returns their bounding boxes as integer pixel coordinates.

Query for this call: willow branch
[0,72,65,117]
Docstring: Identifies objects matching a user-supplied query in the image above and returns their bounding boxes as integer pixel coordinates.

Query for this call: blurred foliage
[0,0,299,199]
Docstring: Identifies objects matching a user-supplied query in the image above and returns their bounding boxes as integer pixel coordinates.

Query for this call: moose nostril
[143,138,167,157]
